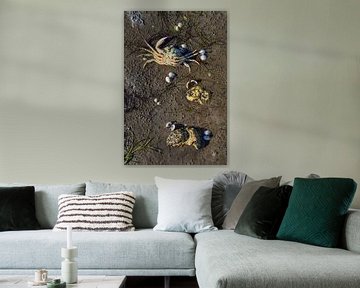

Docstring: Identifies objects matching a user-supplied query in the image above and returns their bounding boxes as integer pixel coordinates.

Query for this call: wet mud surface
[124,11,227,165]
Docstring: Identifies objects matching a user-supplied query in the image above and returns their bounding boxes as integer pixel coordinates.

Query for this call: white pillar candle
[67,225,72,249]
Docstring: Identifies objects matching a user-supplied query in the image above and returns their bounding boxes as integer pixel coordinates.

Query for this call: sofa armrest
[342,209,360,253]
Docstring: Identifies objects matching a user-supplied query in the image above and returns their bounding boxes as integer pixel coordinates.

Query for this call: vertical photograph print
[124,11,227,165]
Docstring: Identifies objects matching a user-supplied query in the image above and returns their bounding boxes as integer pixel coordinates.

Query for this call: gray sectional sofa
[1,181,360,288]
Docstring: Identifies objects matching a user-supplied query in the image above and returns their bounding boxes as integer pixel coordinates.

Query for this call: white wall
[0,0,359,207]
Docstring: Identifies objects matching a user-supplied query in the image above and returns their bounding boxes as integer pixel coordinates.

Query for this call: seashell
[154,98,158,103]
[156,101,161,105]
[204,130,211,136]
[177,22,183,28]
[199,49,206,55]
[174,25,180,31]
[181,43,187,49]
[170,124,177,131]
[165,122,172,128]
[200,54,207,61]
[165,76,172,83]
[186,79,198,89]
[168,72,176,79]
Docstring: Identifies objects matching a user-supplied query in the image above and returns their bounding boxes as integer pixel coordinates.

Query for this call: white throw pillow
[153,177,217,233]
[53,192,135,232]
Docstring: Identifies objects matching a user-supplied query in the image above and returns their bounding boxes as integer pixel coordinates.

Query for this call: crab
[140,37,200,72]
[185,80,210,105]
[166,127,203,150]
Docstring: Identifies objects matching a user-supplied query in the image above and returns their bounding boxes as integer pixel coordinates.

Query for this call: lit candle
[67,225,72,249]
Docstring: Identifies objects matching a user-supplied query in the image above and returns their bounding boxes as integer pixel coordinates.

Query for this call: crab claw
[155,36,171,53]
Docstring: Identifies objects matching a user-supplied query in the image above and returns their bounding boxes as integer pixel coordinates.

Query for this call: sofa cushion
[234,185,292,239]
[53,192,136,232]
[153,177,216,233]
[0,229,195,272]
[222,176,281,229]
[195,230,360,288]
[277,178,357,247]
[86,181,158,229]
[212,171,250,228]
[0,186,40,231]
[342,209,360,253]
[0,183,86,229]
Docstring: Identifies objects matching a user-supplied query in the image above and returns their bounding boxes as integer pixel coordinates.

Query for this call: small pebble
[174,25,180,31]
[203,135,211,141]
[181,44,187,49]
[177,22,183,28]
[154,98,158,103]
[165,122,172,128]
[204,130,211,136]
[199,49,206,55]
[165,76,171,83]
[168,72,176,79]
[200,54,207,61]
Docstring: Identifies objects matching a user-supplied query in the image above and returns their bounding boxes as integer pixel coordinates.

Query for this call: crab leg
[184,62,191,73]
[185,51,199,58]
[140,47,155,54]
[143,59,155,68]
[143,40,157,54]
[187,59,200,65]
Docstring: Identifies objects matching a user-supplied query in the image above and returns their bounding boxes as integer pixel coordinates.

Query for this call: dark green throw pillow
[277,178,357,247]
[0,186,41,231]
[234,185,292,239]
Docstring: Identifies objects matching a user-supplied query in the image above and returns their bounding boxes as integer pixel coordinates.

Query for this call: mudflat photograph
[124,11,227,165]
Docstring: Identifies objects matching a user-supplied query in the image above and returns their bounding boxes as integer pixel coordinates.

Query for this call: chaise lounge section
[195,214,360,288]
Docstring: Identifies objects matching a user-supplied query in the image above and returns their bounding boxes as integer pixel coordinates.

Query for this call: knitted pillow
[53,192,136,231]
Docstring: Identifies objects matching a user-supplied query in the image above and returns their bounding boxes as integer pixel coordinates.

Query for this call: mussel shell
[204,130,211,136]
[168,72,176,78]
[200,54,207,61]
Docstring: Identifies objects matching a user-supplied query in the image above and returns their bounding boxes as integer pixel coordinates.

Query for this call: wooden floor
[126,276,199,288]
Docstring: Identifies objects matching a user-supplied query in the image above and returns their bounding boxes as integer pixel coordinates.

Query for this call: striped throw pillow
[53,192,136,231]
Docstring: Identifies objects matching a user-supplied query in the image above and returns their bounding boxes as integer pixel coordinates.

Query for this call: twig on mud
[124,129,162,164]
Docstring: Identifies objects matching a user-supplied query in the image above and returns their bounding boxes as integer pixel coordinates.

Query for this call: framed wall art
[124,11,227,165]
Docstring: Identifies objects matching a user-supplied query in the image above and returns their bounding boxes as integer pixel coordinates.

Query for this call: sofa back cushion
[0,183,86,229]
[86,181,158,229]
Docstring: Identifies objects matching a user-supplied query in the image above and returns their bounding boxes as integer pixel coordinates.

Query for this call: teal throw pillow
[277,178,357,247]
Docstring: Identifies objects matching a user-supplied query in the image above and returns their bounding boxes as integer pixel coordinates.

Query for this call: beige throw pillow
[222,176,281,230]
